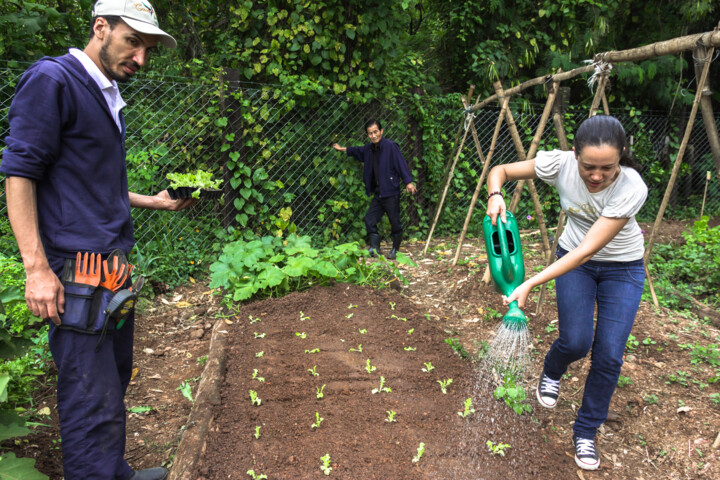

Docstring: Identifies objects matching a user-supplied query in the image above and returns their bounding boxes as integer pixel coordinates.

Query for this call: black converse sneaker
[573,436,601,470]
[536,370,560,408]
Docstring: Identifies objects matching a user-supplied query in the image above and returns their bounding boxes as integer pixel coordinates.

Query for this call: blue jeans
[543,247,645,439]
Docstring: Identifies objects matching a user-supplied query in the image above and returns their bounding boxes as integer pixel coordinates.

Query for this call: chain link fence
[1,65,719,260]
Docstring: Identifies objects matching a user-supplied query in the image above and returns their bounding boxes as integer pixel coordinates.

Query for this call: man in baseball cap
[1,1,189,479]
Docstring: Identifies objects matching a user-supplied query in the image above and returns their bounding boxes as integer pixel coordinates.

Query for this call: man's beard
[99,40,139,83]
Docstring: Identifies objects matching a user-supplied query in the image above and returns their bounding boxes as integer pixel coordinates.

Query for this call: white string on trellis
[584,58,613,91]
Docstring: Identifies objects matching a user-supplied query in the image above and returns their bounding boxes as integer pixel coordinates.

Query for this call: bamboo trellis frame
[435,24,720,314]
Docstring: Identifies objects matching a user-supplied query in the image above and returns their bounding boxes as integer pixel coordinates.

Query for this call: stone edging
[169,319,228,480]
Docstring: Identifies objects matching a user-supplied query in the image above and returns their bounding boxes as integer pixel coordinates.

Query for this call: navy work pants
[543,247,645,440]
[364,194,402,236]
[48,255,134,480]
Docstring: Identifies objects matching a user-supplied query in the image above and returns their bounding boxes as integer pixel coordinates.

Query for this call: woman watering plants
[485,115,647,471]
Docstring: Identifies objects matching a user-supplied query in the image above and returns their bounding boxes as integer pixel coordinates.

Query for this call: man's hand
[405,183,417,195]
[332,143,346,152]
[25,266,64,325]
[129,191,197,211]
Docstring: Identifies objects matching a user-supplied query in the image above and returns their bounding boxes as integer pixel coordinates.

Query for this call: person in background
[333,119,416,259]
[1,1,193,479]
[485,115,647,471]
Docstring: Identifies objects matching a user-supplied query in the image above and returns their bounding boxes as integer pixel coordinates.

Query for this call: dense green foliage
[645,217,720,309]
[209,233,415,302]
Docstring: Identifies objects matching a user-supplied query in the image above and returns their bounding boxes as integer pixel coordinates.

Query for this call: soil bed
[190,283,567,479]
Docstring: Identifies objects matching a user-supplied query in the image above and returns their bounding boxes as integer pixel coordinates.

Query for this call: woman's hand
[503,280,533,309]
[486,194,507,226]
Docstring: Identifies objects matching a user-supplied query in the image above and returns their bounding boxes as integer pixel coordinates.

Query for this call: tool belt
[58,250,143,341]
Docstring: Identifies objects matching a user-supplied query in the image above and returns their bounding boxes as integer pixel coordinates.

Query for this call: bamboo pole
[700,171,711,219]
[644,46,714,265]
[451,91,510,266]
[423,87,477,254]
[692,45,720,181]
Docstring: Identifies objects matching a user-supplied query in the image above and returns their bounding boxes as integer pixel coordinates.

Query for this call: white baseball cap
[92,0,177,48]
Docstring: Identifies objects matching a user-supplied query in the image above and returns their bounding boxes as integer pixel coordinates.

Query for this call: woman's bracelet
[487,191,503,201]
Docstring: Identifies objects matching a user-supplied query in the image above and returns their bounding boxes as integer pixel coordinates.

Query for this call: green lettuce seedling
[422,362,434,372]
[311,411,324,429]
[246,469,267,480]
[320,454,332,475]
[438,378,453,394]
[254,426,261,439]
[412,442,426,463]
[458,398,475,418]
[389,301,396,310]
[391,314,407,322]
[296,332,307,338]
[372,376,391,394]
[359,328,367,334]
[365,359,377,373]
[249,315,261,324]
[251,369,265,382]
[316,384,326,399]
[249,389,261,406]
[404,346,416,351]
[254,332,265,339]
[166,169,222,199]
[385,410,397,422]
[486,440,511,456]
[349,344,363,352]
[348,304,357,309]
[308,365,319,376]
[305,348,320,354]
[346,313,354,319]
[300,311,309,321]
[255,351,264,357]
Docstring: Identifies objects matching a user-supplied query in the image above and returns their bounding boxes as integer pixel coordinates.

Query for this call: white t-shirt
[534,149,648,262]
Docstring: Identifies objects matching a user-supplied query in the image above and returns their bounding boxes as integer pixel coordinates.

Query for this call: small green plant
[256,351,265,357]
[667,370,692,387]
[316,384,326,399]
[166,169,222,198]
[642,337,657,346]
[422,362,435,373]
[127,405,154,414]
[320,453,332,475]
[437,378,453,394]
[385,410,397,422]
[249,389,262,406]
[246,469,267,480]
[177,380,194,403]
[359,328,367,334]
[365,359,377,374]
[617,375,633,388]
[349,344,363,352]
[545,322,558,333]
[348,304,357,309]
[372,376,391,394]
[486,440,511,456]
[251,369,265,382]
[494,374,531,415]
[643,394,659,405]
[346,313,354,319]
[254,426,261,439]
[308,365,319,376]
[254,332,266,339]
[389,301,396,310]
[710,393,720,405]
[295,332,307,338]
[300,311,310,321]
[424,313,431,320]
[248,315,261,324]
[311,411,324,429]
[408,328,414,335]
[458,398,475,418]
[390,314,407,322]
[412,442,426,463]
[305,348,320,354]
[404,346,417,351]
[445,338,469,359]
[626,334,639,352]
[196,355,208,366]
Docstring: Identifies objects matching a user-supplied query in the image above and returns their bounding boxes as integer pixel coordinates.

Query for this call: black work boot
[387,234,402,260]
[368,233,381,257]
[128,467,169,480]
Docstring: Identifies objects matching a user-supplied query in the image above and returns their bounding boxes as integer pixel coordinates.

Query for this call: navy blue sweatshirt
[346,137,414,198]
[1,54,133,258]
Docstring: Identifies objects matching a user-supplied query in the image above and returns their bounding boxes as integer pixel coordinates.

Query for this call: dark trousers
[544,247,645,439]
[48,255,135,480]
[364,194,402,236]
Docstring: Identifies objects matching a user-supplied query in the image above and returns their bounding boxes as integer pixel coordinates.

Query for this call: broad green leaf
[0,410,30,441]
[282,256,315,277]
[0,452,48,480]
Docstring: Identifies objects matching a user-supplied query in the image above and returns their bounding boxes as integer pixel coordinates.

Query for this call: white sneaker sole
[536,385,558,409]
[575,455,600,470]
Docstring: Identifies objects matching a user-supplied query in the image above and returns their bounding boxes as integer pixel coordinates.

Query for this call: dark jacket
[1,54,134,258]
[346,137,413,198]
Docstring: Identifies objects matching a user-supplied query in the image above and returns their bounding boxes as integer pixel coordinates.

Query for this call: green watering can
[482,211,528,331]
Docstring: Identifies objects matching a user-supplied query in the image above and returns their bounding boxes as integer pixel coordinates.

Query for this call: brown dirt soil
[5,218,720,479]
